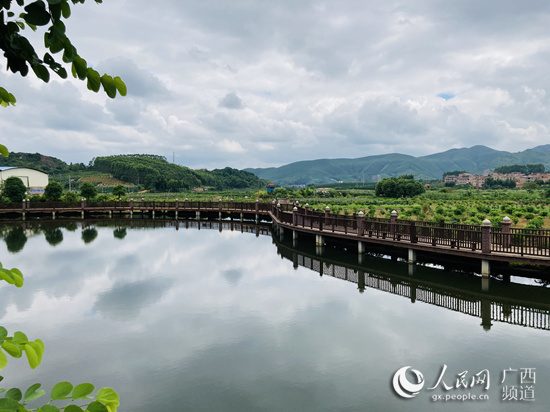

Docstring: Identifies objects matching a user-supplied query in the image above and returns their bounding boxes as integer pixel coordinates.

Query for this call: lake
[0,219,549,411]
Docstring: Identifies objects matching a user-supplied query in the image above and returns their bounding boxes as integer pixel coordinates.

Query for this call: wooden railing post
[357,211,364,236]
[293,206,298,226]
[482,219,492,254]
[219,198,222,210]
[390,210,397,238]
[174,198,178,210]
[502,216,511,249]
[256,199,259,212]
[185,198,189,209]
[410,221,417,243]
[130,198,134,209]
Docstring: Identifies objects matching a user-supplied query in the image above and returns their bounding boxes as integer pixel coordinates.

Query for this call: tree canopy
[0,0,126,108]
[375,176,425,198]
[3,175,26,201]
[493,164,545,174]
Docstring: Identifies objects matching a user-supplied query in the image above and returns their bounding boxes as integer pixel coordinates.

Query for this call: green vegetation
[375,176,425,197]
[91,155,266,191]
[494,164,545,174]
[246,145,550,184]
[2,176,26,202]
[44,181,63,201]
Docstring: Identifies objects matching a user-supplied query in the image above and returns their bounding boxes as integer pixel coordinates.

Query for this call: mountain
[245,145,550,185]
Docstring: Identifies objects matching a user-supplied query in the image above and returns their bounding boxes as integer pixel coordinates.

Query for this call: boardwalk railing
[1,200,550,258]
[278,204,550,258]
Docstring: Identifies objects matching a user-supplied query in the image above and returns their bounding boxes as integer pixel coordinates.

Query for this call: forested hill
[245,145,550,185]
[90,155,265,190]
[0,152,266,190]
[0,152,72,173]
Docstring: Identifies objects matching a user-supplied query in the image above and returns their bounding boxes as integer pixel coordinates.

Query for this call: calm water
[0,220,549,412]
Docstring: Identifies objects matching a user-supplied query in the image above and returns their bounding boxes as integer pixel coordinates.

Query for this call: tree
[80,181,97,199]
[0,0,127,108]
[112,185,127,198]
[44,181,63,201]
[3,176,26,201]
[375,176,425,197]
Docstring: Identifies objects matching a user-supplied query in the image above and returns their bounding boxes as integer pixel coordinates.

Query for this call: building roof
[0,166,48,174]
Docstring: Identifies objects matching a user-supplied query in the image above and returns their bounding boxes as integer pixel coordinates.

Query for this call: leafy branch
[0,0,127,107]
[0,378,120,412]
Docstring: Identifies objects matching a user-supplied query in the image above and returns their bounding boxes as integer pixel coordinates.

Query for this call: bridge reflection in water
[273,236,550,332]
[3,218,550,332]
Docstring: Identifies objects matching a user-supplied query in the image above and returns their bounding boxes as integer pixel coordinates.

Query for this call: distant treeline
[91,154,265,191]
[493,164,545,174]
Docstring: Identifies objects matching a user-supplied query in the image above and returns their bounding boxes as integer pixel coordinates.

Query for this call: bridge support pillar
[316,234,324,246]
[481,260,490,277]
[219,212,222,220]
[81,211,85,219]
[52,211,56,220]
[357,270,365,294]
[358,241,364,255]
[175,211,178,219]
[293,230,298,247]
[196,211,201,220]
[130,210,133,219]
[278,225,284,241]
[109,210,112,218]
[293,252,298,269]
[481,298,492,331]
[22,212,26,221]
[408,249,416,264]
[240,213,244,222]
[408,264,416,276]
[152,210,155,219]
[255,214,259,224]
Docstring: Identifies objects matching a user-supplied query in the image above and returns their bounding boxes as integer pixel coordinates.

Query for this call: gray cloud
[218,92,244,110]
[2,0,550,168]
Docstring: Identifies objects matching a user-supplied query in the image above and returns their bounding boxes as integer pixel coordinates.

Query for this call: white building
[0,167,49,195]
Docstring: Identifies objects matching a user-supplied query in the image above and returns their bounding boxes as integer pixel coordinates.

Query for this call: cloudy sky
[1,0,550,169]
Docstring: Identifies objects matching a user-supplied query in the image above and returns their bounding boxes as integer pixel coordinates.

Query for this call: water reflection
[0,219,549,412]
[273,238,550,332]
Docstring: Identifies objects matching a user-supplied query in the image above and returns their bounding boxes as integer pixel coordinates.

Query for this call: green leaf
[71,56,87,80]
[23,344,39,369]
[0,350,7,370]
[100,74,116,98]
[26,340,44,367]
[32,64,51,83]
[5,388,22,401]
[1,342,22,358]
[96,388,119,407]
[86,401,108,412]
[0,397,19,411]
[86,68,100,92]
[38,405,60,412]
[8,268,23,288]
[114,77,127,97]
[0,328,7,339]
[0,144,8,157]
[12,332,28,344]
[24,383,45,402]
[71,383,94,400]
[47,0,62,5]
[50,382,73,400]
[61,1,70,18]
[24,0,51,26]
[0,269,15,285]
[64,405,84,412]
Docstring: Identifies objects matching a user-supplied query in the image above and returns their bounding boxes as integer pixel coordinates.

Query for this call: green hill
[245,145,550,185]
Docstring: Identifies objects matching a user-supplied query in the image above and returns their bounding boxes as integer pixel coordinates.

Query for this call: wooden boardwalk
[1,199,550,268]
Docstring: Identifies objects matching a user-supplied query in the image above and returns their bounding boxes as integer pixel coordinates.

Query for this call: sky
[1,0,550,170]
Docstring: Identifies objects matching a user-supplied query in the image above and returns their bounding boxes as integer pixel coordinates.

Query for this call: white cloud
[2,0,550,169]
